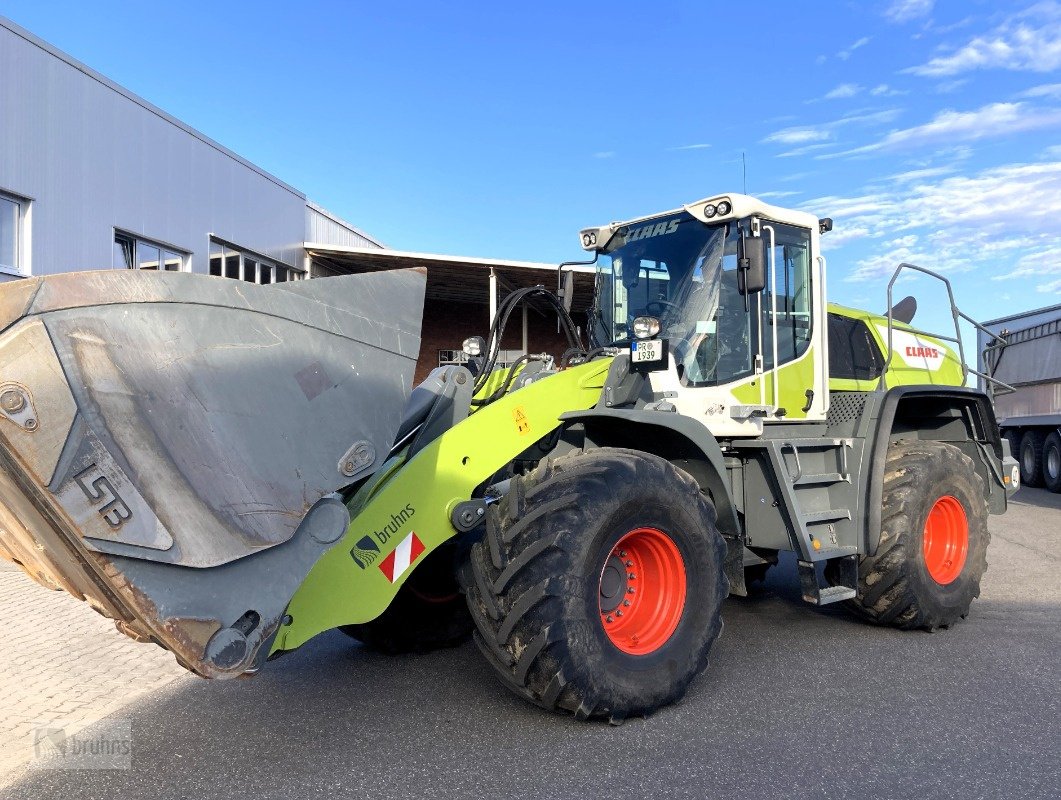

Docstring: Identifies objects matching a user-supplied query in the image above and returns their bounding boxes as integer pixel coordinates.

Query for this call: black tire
[341,542,472,654]
[1043,431,1061,493]
[1019,430,1047,488]
[842,440,990,630]
[461,448,727,723]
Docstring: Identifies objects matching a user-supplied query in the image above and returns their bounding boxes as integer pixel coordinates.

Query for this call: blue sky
[4,0,1060,340]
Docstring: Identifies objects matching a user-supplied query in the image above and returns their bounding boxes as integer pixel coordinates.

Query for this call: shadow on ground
[1010,486,1061,511]
[5,552,1058,800]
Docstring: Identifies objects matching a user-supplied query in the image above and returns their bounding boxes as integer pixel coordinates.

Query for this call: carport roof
[305,244,597,312]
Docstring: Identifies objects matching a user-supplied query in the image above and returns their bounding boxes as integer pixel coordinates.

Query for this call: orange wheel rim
[922,495,969,585]
[598,527,686,655]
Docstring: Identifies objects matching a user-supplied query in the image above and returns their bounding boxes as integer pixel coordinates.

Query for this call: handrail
[878,262,1015,398]
[763,224,779,411]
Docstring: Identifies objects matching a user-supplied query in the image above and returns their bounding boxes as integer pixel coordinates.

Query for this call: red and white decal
[875,325,948,371]
[378,531,425,583]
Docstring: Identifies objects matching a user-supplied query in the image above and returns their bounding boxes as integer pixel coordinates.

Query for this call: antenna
[742,151,747,194]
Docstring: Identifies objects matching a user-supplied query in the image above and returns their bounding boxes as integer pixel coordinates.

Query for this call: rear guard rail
[880,262,1015,397]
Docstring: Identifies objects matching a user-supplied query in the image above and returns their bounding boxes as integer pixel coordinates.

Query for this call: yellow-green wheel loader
[0,194,1018,722]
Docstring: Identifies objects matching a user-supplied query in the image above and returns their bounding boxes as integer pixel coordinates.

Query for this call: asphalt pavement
[3,487,1059,800]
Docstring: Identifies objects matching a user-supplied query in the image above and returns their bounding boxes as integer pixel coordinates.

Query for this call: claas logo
[905,345,940,358]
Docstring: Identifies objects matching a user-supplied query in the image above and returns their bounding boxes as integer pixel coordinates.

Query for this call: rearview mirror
[737,233,766,296]
[559,269,575,313]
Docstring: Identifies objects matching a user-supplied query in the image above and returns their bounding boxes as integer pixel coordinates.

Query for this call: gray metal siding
[305,204,383,250]
[0,18,307,279]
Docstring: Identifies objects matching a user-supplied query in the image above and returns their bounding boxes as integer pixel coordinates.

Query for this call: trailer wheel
[340,542,472,654]
[841,440,990,630]
[1019,430,1047,487]
[1043,432,1061,493]
[461,448,727,723]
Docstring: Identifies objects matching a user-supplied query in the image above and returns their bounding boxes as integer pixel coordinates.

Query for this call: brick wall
[413,299,581,384]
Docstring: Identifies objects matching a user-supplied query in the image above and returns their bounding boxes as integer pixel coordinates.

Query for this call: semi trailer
[979,304,1061,493]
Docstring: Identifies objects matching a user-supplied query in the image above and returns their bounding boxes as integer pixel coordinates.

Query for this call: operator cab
[578,194,828,437]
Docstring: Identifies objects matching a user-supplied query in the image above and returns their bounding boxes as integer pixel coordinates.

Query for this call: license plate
[630,339,663,363]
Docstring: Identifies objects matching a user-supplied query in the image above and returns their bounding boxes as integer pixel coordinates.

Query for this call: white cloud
[668,143,712,151]
[884,0,935,24]
[935,78,969,93]
[837,37,871,60]
[822,102,1061,158]
[756,191,800,199]
[906,3,1061,76]
[1019,82,1061,99]
[887,165,957,183]
[1038,277,1061,293]
[592,151,615,159]
[825,83,863,99]
[762,128,830,145]
[778,143,836,158]
[992,246,1061,279]
[870,84,907,97]
[763,108,903,154]
[809,160,1061,283]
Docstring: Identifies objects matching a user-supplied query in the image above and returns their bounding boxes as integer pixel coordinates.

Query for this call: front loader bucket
[0,268,425,677]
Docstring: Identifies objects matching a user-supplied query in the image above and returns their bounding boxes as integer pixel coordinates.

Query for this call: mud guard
[558,409,740,537]
[862,385,1008,556]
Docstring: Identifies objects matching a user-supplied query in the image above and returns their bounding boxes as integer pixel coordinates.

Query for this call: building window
[208,239,302,284]
[438,348,525,369]
[0,191,29,275]
[114,231,187,271]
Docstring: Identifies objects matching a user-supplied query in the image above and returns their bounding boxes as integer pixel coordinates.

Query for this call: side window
[208,238,302,283]
[828,313,884,380]
[761,223,812,369]
[114,231,187,272]
[1,191,30,276]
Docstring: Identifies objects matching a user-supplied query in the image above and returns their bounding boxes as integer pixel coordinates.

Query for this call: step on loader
[0,194,1019,721]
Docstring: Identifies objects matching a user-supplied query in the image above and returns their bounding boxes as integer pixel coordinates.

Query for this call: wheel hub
[598,554,628,613]
[598,527,686,656]
[922,495,969,586]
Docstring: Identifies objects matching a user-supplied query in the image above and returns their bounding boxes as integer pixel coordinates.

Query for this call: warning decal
[512,406,531,436]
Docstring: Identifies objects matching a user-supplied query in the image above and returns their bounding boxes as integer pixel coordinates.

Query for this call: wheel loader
[0,193,1019,722]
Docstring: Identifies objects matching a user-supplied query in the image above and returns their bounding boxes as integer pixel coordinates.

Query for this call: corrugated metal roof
[983,302,1061,327]
[305,245,596,310]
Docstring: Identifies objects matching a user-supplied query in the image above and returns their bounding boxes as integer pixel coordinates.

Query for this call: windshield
[591,211,812,387]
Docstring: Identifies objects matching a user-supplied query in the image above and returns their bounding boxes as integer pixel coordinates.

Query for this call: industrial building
[0,16,593,382]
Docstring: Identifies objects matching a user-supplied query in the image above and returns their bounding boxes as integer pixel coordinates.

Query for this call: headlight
[632,316,661,340]
[703,203,717,218]
[716,199,732,215]
[462,336,484,357]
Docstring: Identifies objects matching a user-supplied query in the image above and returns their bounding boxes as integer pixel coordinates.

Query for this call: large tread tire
[461,448,727,723]
[1042,431,1061,493]
[1019,430,1047,488]
[844,440,990,630]
[341,543,472,654]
